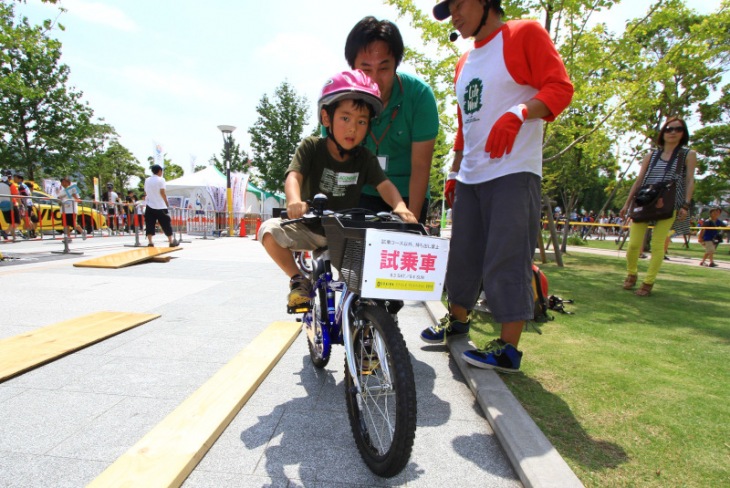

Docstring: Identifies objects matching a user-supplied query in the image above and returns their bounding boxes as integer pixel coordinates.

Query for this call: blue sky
[16,0,722,176]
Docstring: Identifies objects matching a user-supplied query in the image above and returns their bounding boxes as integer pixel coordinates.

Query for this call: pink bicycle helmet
[318,70,383,123]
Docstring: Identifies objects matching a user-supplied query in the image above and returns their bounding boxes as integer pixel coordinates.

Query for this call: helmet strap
[470,0,490,38]
[324,105,362,159]
[325,126,360,159]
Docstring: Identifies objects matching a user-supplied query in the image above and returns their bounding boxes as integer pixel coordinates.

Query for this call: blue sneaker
[420,313,470,344]
[462,339,522,373]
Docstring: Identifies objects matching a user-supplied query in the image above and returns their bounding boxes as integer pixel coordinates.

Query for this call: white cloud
[60,0,138,32]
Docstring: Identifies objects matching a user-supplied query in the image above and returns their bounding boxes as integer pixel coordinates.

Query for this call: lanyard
[369,74,403,155]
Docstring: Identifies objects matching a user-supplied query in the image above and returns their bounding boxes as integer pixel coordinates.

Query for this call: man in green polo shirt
[344,16,439,223]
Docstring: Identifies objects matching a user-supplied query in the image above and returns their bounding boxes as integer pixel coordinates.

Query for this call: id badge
[377,155,389,171]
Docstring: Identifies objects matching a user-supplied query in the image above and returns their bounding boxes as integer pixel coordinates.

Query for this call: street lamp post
[217,125,236,237]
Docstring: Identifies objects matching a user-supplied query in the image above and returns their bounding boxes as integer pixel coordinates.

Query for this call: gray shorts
[446,172,541,323]
[257,218,327,251]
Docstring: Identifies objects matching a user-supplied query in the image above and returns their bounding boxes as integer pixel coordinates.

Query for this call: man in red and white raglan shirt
[420,0,573,373]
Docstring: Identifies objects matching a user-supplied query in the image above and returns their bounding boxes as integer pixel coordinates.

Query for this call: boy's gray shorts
[446,172,541,324]
[257,218,327,251]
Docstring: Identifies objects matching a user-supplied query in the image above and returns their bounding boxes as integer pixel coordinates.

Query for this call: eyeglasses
[665,126,684,133]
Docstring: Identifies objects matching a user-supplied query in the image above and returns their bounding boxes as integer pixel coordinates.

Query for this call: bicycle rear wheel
[344,305,416,477]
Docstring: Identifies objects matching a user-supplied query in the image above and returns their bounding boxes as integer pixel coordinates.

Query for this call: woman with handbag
[619,117,697,296]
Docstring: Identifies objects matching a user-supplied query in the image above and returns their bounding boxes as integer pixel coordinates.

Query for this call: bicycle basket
[321,216,428,295]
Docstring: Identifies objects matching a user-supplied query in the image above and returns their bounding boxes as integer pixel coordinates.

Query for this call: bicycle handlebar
[279,194,412,228]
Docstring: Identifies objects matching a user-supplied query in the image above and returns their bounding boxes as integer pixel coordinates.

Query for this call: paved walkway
[0,235,534,487]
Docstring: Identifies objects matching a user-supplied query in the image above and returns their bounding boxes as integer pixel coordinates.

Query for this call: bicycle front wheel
[344,305,416,478]
[305,279,330,368]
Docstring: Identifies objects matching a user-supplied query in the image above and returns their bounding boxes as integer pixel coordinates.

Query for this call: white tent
[167,166,286,219]
[166,166,256,214]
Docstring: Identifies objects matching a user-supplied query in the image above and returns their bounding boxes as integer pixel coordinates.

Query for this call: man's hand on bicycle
[286,201,309,219]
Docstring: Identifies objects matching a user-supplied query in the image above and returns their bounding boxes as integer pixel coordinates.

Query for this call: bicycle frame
[304,249,367,394]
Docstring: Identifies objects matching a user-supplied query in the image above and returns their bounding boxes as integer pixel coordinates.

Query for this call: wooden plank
[74,247,182,269]
[148,256,172,263]
[0,311,160,382]
[88,321,301,488]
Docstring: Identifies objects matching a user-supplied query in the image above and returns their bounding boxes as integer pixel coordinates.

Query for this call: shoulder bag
[630,148,686,223]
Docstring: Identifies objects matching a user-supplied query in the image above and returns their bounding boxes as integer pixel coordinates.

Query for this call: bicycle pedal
[287,303,311,314]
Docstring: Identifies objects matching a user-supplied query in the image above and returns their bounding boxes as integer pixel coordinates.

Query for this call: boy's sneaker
[170,239,179,247]
[420,313,470,344]
[288,274,312,307]
[709,262,718,268]
[463,339,522,373]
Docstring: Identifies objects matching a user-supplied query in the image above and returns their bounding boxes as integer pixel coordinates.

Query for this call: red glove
[485,104,528,159]
[444,172,457,208]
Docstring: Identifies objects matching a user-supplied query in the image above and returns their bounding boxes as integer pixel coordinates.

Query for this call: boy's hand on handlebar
[391,202,417,223]
[394,207,418,224]
[287,201,308,219]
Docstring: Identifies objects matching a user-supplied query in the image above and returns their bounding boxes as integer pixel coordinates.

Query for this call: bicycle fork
[341,293,394,395]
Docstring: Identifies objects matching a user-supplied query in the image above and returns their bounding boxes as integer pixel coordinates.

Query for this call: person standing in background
[102,182,122,234]
[0,171,19,241]
[698,206,723,267]
[55,176,87,240]
[620,117,697,296]
[13,173,36,238]
[144,165,178,248]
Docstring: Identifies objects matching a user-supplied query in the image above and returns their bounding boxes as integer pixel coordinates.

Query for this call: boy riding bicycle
[257,70,417,309]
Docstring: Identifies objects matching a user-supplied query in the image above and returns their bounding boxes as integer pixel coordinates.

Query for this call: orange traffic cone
[254,217,262,240]
[239,218,247,237]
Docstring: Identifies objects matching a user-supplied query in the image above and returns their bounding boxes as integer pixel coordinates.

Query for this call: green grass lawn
[466,252,730,487]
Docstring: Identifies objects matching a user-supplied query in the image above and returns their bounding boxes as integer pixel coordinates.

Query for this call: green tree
[248,80,309,193]
[693,84,730,206]
[209,136,250,175]
[0,2,95,180]
[146,155,183,181]
[90,140,144,195]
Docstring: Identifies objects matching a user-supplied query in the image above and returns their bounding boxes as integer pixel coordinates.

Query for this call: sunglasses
[664,126,684,133]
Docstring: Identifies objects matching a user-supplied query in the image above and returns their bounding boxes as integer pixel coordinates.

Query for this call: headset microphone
[449,32,459,42]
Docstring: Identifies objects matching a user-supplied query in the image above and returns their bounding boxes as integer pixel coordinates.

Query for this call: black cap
[433,0,451,20]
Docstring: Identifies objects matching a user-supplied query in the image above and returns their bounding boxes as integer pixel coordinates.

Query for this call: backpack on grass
[532,264,551,323]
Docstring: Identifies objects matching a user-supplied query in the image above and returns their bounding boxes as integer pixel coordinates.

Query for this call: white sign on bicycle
[360,229,449,301]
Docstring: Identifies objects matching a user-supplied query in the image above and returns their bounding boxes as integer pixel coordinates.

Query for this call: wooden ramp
[0,311,160,382]
[88,321,301,488]
[74,247,181,269]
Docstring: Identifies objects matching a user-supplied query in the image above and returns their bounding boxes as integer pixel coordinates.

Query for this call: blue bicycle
[282,194,427,477]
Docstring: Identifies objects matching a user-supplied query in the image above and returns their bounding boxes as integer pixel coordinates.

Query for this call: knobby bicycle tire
[344,305,416,477]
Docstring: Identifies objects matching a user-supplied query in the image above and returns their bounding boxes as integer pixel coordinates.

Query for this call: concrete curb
[424,300,583,488]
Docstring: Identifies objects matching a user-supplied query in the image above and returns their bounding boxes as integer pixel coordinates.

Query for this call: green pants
[626,211,676,285]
